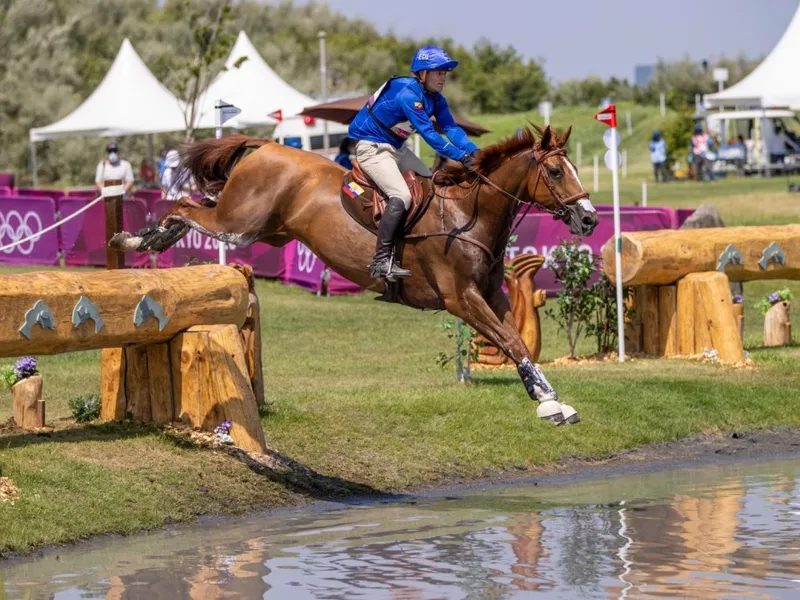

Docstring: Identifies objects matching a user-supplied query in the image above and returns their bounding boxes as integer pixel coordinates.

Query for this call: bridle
[475,145,590,222]
[408,143,591,267]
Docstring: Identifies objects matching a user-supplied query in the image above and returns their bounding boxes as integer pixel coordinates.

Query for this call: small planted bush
[68,394,101,422]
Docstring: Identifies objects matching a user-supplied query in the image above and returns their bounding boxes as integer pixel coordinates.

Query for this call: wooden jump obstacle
[0,264,266,452]
[602,225,800,362]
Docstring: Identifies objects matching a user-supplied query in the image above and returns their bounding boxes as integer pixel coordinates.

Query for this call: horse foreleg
[446,286,568,424]
[486,289,579,425]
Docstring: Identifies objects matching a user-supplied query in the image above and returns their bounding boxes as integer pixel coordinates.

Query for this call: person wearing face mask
[95,142,134,195]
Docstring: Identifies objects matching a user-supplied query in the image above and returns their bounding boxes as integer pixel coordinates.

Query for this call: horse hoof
[537,400,564,424]
[557,404,581,426]
[109,232,143,252]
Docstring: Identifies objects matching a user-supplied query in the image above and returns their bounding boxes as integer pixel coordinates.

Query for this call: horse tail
[181,135,272,196]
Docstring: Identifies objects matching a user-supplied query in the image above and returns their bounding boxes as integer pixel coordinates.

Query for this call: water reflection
[2,458,799,599]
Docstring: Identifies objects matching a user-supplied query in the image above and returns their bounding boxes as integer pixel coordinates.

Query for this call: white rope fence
[0,194,104,254]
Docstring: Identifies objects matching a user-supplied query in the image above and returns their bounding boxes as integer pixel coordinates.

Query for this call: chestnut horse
[110,125,598,424]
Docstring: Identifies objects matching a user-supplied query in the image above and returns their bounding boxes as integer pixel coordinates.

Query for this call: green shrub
[68,394,101,423]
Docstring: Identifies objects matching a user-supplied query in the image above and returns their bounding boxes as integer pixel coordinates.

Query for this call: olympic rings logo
[0,210,43,255]
[296,242,318,274]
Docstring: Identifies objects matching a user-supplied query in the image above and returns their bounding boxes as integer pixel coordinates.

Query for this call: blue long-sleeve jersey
[349,76,478,162]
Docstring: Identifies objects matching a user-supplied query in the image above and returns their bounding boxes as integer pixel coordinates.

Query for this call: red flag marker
[268,109,283,122]
[594,104,617,128]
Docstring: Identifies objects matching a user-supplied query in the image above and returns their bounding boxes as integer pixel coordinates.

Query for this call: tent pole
[147,134,155,167]
[30,140,38,188]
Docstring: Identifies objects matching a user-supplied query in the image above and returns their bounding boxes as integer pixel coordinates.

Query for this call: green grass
[1,104,800,555]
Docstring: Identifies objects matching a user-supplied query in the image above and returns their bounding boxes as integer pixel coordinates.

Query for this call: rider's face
[422,70,448,93]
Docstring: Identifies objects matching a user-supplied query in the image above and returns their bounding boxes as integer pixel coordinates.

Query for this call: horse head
[522,123,598,236]
[442,125,598,237]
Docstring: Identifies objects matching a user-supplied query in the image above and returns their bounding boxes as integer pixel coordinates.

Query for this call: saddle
[340,160,433,235]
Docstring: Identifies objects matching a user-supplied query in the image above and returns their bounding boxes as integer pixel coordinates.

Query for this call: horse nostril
[582,215,595,226]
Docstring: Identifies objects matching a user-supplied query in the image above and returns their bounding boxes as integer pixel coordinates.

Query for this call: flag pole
[610,126,625,363]
[595,104,625,363]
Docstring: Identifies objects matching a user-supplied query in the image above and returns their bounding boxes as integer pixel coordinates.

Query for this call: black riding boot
[370,196,411,280]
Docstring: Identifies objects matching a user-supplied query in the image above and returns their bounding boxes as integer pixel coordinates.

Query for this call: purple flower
[14,356,37,380]
[769,292,781,304]
[732,295,743,304]
[221,420,232,431]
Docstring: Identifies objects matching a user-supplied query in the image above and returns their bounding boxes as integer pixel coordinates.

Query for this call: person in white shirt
[95,142,134,194]
[160,149,197,200]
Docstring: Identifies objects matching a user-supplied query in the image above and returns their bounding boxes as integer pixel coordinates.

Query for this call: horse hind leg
[110,196,238,254]
[110,212,189,253]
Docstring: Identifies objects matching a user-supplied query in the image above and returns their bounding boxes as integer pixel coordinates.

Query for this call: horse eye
[549,167,563,179]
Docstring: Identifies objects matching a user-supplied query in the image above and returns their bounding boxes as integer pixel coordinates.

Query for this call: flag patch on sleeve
[413,101,424,110]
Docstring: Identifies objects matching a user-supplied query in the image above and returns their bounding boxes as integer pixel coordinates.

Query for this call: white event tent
[706,3,800,109]
[195,31,317,129]
[28,38,186,185]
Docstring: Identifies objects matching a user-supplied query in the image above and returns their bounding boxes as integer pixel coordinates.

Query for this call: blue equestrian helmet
[410,46,459,73]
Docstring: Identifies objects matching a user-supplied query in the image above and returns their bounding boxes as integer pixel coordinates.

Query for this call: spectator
[95,142,134,195]
[769,123,800,163]
[157,148,168,179]
[333,137,355,170]
[160,149,197,200]
[139,159,156,186]
[649,130,668,183]
[690,124,713,182]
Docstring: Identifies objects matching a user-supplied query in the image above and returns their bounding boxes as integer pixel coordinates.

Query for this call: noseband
[529,147,590,220]
[476,146,590,221]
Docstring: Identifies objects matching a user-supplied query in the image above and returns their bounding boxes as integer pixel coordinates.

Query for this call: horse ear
[558,126,572,147]
[541,125,553,149]
[527,120,545,138]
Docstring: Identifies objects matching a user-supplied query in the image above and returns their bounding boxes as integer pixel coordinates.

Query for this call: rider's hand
[460,152,478,171]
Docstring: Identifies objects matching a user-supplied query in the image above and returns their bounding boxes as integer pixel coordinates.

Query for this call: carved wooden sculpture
[473,254,546,365]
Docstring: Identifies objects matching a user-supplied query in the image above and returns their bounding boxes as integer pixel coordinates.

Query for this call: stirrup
[370,259,410,281]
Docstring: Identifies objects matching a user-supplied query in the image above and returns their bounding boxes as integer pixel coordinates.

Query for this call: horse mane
[434,125,567,185]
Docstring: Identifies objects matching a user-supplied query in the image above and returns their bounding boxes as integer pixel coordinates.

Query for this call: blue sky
[284,0,798,81]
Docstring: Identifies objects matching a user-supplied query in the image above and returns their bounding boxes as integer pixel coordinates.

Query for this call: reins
[405,145,589,264]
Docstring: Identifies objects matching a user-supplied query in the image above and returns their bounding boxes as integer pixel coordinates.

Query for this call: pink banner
[281,240,363,295]
[151,200,284,276]
[60,198,151,268]
[508,207,675,292]
[0,196,60,265]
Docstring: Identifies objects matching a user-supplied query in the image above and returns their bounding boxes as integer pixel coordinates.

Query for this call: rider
[349,45,480,281]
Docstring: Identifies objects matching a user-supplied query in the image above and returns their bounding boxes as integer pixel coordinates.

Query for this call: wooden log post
[12,374,45,430]
[170,325,266,453]
[682,272,745,362]
[658,285,678,356]
[624,287,643,353]
[233,265,265,407]
[677,277,696,356]
[103,179,125,270]
[764,301,791,347]
[640,285,660,355]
